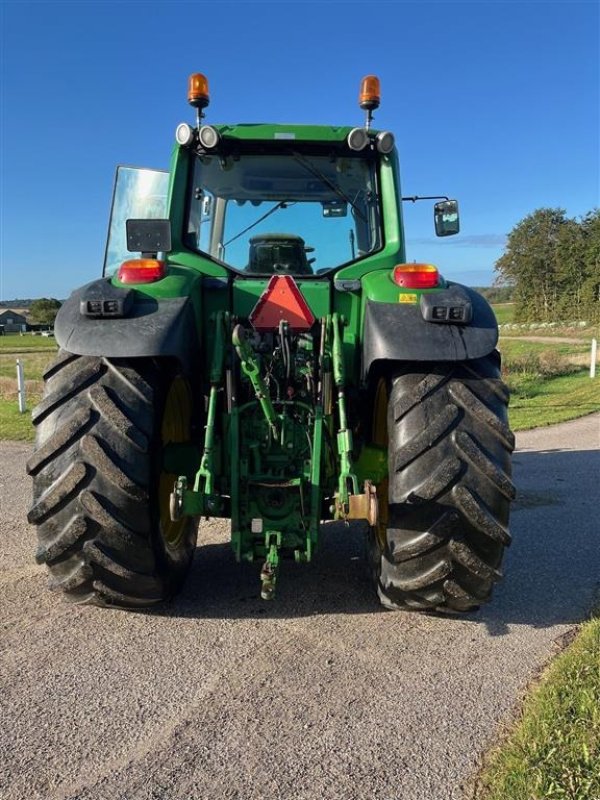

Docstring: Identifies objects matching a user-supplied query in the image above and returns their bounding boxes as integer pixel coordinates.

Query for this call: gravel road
[1,414,599,800]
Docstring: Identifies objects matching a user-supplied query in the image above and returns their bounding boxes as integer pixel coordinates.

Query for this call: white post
[16,359,26,413]
[591,338,597,379]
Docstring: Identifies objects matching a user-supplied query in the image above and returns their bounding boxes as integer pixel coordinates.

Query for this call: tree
[495,208,599,322]
[580,210,600,318]
[28,298,61,325]
[495,208,567,321]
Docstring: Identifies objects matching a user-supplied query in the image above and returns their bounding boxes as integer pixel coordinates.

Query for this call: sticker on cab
[398,293,418,304]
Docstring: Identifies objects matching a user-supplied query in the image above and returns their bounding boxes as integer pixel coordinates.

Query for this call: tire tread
[27,351,197,608]
[376,353,514,612]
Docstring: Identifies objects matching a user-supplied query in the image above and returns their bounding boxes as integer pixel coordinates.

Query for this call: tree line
[495,208,600,322]
[28,298,62,325]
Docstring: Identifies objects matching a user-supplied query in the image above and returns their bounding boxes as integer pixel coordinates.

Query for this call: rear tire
[373,352,515,612]
[27,350,198,608]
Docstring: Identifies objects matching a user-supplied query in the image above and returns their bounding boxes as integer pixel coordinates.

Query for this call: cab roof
[214,123,362,143]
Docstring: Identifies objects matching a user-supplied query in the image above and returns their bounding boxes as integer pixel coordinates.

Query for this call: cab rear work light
[118,259,167,284]
[392,263,439,290]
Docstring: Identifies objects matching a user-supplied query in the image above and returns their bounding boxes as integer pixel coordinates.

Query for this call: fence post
[591,338,597,379]
[16,359,26,413]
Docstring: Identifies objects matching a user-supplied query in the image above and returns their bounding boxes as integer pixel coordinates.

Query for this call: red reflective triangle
[249,276,315,331]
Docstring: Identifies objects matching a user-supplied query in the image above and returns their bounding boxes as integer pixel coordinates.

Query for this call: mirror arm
[401,195,450,203]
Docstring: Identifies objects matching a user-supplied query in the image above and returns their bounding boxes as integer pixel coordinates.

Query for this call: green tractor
[27,74,515,611]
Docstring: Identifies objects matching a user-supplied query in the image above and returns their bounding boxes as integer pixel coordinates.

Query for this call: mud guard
[54,279,199,375]
[362,285,498,379]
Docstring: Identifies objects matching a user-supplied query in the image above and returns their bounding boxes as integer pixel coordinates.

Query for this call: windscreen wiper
[224,200,294,247]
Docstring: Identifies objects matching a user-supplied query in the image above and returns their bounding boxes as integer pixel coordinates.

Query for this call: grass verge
[0,342,56,442]
[507,371,600,430]
[478,617,600,800]
[0,350,54,381]
[0,396,40,441]
[500,339,590,359]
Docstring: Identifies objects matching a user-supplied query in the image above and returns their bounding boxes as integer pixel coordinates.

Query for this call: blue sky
[1,0,598,299]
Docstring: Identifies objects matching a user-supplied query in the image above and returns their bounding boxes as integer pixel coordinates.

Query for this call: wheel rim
[372,378,389,551]
[159,376,192,549]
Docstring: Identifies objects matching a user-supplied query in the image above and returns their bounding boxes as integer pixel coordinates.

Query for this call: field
[492,302,598,339]
[0,335,57,440]
[0,334,58,351]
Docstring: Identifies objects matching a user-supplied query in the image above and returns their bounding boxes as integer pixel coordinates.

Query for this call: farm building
[0,310,28,333]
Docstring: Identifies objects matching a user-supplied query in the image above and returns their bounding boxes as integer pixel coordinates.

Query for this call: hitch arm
[232,324,279,436]
[331,313,359,516]
[170,311,228,521]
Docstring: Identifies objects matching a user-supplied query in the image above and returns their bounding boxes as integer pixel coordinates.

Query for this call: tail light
[117,259,167,284]
[393,263,439,290]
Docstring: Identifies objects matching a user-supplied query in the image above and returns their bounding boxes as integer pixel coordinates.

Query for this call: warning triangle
[249,276,315,331]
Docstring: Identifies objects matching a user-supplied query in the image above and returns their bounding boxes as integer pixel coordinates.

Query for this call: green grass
[498,322,598,339]
[0,334,58,351]
[500,339,590,359]
[0,396,39,441]
[492,303,515,325]
[0,341,56,441]
[508,371,600,430]
[0,350,55,381]
[479,617,600,800]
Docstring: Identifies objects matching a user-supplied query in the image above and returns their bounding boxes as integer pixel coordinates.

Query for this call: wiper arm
[291,152,367,222]
[224,200,293,247]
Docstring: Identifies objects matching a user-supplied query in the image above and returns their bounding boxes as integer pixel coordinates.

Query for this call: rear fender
[54,278,200,376]
[362,284,498,379]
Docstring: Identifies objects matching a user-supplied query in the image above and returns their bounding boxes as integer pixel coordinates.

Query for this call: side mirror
[434,200,460,237]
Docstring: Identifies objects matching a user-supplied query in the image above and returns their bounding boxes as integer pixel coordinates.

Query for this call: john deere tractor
[27,74,515,611]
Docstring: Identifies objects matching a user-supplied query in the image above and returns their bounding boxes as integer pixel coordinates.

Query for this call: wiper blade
[291,152,366,222]
[224,200,292,247]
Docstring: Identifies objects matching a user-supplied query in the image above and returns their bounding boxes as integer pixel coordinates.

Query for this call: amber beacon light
[359,75,381,111]
[188,73,210,109]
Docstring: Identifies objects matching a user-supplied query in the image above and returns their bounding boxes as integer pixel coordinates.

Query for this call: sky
[1,0,598,299]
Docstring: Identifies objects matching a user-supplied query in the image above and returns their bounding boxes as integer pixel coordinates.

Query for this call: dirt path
[1,414,599,800]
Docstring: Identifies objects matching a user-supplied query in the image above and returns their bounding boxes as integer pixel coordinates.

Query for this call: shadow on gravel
[147,450,599,632]
[474,448,599,637]
[154,520,380,620]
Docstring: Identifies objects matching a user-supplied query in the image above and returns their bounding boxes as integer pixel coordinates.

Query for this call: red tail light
[393,263,439,289]
[117,259,166,284]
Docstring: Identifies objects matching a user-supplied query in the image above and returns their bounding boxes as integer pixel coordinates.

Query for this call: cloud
[407,234,507,248]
